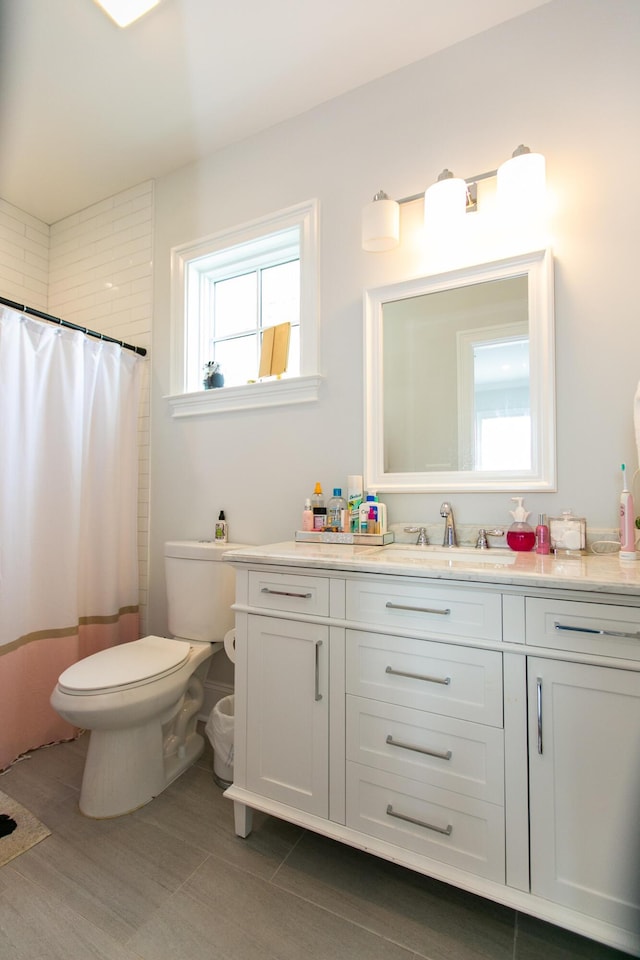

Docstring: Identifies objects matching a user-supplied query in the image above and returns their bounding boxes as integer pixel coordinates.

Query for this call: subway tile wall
[0,199,50,309]
[0,183,153,635]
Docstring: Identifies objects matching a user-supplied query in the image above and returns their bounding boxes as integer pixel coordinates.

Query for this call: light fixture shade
[362,192,400,252]
[497,145,546,216]
[424,170,467,230]
[93,0,161,27]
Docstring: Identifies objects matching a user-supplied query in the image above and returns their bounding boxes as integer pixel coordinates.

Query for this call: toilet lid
[57,636,190,694]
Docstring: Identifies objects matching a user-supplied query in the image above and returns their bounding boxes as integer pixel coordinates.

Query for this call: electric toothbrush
[619,463,637,560]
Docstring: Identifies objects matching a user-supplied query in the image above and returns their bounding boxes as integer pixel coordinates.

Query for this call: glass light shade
[93,0,161,27]
[497,149,546,217]
[424,175,467,230]
[362,195,400,252]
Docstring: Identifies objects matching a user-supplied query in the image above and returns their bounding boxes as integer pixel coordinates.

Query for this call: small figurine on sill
[203,361,224,389]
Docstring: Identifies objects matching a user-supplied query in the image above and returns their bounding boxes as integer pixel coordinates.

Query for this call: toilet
[50,540,243,818]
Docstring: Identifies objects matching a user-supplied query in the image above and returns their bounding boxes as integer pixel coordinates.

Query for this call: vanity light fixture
[362,145,545,251]
[423,169,468,231]
[93,0,161,27]
[496,144,546,217]
[361,191,400,252]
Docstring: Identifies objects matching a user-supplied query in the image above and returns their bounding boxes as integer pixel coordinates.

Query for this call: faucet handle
[476,528,504,549]
[404,526,429,545]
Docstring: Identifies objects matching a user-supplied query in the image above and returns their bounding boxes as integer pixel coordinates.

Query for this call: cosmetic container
[536,514,550,555]
[214,510,228,542]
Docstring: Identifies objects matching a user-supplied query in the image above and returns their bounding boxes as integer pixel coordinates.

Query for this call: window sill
[166,374,323,418]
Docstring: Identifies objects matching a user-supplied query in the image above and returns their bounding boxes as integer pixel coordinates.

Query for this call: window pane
[261,260,300,328]
[214,273,257,338]
[213,334,258,387]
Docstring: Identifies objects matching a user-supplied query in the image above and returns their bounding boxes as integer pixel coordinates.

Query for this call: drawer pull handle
[386,734,452,761]
[385,665,451,686]
[386,602,451,616]
[261,587,313,599]
[536,676,543,755]
[386,803,452,836]
[314,640,323,701]
[554,621,640,641]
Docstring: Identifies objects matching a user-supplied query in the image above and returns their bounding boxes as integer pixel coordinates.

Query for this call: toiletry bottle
[535,514,550,555]
[620,463,637,560]
[215,510,228,542]
[311,482,326,530]
[506,497,536,552]
[302,498,313,532]
[347,475,363,533]
[367,498,378,535]
[327,488,347,531]
[358,501,370,533]
[368,493,387,534]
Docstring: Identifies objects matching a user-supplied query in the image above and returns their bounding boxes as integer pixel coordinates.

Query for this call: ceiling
[0,0,550,225]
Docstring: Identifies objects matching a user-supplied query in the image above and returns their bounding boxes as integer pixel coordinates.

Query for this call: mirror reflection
[364,249,555,492]
[383,275,529,473]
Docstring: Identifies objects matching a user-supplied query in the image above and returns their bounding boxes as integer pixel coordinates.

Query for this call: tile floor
[0,730,630,960]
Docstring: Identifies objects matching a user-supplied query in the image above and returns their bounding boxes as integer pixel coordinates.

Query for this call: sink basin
[376,544,517,565]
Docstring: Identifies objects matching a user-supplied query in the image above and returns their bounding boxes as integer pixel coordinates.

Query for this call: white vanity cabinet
[240,570,331,817]
[226,549,640,956]
[525,597,640,938]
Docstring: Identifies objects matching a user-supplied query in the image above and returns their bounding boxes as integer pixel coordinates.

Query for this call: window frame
[168,199,321,417]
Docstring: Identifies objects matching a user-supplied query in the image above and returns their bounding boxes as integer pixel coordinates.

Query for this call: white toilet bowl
[51,635,214,818]
[50,540,246,818]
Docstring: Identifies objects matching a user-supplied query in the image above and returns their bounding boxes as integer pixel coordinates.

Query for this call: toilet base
[79,721,205,819]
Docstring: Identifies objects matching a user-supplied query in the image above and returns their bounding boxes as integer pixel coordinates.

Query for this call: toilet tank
[164,540,247,643]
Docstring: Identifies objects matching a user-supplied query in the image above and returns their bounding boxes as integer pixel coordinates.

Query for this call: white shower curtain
[0,305,143,769]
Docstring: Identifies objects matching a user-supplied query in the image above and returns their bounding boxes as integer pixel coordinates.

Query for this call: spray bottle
[619,464,637,560]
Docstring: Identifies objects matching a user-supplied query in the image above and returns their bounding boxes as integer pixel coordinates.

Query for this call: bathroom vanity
[224,542,640,955]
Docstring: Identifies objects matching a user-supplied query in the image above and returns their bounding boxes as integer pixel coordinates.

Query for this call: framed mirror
[364,249,555,492]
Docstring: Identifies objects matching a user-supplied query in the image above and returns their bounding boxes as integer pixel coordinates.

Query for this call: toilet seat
[57,636,190,695]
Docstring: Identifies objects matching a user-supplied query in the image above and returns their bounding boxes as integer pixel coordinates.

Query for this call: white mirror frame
[363,248,556,493]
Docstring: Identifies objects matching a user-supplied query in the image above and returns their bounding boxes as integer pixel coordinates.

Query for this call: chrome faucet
[404,525,429,545]
[440,502,457,547]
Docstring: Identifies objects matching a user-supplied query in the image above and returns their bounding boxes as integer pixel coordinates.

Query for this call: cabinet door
[528,658,640,935]
[246,615,329,817]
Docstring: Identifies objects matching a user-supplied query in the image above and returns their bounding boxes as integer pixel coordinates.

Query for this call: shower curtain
[0,305,143,770]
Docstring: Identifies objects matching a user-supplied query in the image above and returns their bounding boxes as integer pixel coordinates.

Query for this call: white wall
[148,0,640,635]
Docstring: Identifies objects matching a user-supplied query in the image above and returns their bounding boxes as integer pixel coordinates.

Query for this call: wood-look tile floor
[0,730,628,960]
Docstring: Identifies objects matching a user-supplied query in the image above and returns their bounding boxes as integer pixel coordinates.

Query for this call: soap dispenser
[506,497,536,552]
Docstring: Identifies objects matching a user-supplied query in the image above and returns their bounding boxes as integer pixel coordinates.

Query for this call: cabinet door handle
[385,665,451,686]
[261,587,313,599]
[314,640,323,701]
[536,676,543,755]
[386,602,451,616]
[386,734,452,761]
[386,803,452,836]
[554,621,640,640]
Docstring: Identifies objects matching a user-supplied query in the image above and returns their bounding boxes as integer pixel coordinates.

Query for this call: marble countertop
[224,540,640,598]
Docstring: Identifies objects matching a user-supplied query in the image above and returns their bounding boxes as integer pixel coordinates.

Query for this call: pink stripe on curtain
[0,614,139,771]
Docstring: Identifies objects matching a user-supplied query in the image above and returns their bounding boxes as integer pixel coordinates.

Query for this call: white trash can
[205,694,235,788]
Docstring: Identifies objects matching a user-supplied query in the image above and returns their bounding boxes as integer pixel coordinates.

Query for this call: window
[169,200,320,416]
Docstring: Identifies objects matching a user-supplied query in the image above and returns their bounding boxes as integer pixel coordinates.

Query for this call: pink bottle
[506,497,536,552]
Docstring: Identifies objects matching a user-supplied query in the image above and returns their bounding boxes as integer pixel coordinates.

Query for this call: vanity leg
[233,800,253,838]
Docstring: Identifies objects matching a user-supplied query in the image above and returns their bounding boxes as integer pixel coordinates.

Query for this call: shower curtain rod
[0,296,147,357]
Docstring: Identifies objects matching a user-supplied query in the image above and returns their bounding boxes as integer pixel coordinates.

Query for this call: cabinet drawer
[346,763,505,882]
[525,597,640,660]
[346,696,504,803]
[346,631,503,726]
[248,570,329,616]
[346,578,501,641]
